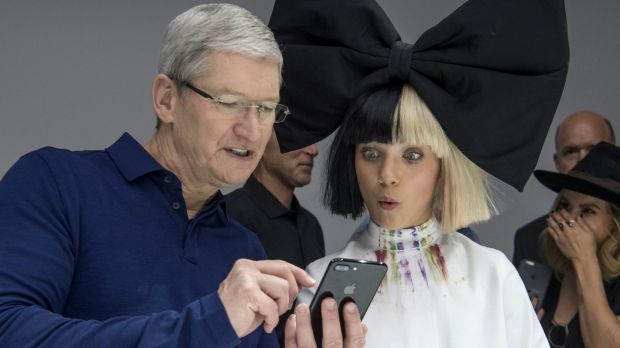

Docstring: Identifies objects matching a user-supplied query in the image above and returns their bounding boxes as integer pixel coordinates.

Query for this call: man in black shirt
[227,132,324,269]
[512,110,616,267]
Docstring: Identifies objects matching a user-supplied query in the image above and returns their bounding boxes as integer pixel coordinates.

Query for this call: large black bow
[269,0,569,191]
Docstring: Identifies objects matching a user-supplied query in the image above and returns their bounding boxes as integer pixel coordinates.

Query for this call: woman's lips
[378,197,399,210]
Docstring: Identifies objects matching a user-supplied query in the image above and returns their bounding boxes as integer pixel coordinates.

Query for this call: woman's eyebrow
[580,203,601,210]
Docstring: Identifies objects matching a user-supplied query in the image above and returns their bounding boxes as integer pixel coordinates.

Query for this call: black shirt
[512,215,548,267]
[540,277,620,348]
[226,175,325,269]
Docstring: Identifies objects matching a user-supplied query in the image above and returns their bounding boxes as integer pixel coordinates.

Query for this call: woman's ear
[152,74,179,126]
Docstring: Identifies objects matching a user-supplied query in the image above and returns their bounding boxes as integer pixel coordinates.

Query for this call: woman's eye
[557,202,570,211]
[362,150,379,160]
[404,151,422,161]
[581,208,596,216]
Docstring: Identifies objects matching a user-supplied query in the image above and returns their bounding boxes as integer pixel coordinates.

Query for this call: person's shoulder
[225,188,265,232]
[225,186,257,212]
[38,145,107,167]
[297,203,321,224]
[11,146,102,175]
[21,146,78,161]
[512,214,548,265]
[450,233,514,272]
[457,226,481,244]
[226,186,247,201]
[515,215,547,236]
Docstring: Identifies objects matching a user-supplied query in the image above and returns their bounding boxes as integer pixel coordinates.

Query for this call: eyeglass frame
[184,82,290,124]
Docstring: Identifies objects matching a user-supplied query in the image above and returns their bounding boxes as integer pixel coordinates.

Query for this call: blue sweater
[0,133,277,348]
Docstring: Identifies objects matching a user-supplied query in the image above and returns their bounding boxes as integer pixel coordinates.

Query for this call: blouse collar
[368,217,442,251]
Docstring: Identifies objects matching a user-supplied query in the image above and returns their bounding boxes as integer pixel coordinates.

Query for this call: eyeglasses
[185,82,290,124]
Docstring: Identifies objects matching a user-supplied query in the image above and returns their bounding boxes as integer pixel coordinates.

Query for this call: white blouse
[299,218,548,348]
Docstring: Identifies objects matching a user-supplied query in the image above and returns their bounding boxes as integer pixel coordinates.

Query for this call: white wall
[1,0,618,258]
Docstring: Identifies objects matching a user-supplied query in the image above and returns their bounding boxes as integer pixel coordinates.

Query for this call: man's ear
[152,74,179,125]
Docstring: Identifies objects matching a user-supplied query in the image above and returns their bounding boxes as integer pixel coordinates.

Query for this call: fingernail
[326,298,336,311]
[345,302,358,314]
[298,303,309,315]
[307,275,316,285]
[289,314,296,324]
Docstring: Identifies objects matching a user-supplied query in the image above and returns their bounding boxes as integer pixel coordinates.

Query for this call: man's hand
[218,259,315,337]
[284,298,367,348]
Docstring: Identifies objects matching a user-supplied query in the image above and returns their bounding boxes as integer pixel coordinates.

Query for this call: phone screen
[309,258,387,345]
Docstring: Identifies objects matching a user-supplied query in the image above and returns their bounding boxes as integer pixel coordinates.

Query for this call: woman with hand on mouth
[535,142,620,348]
[268,0,569,346]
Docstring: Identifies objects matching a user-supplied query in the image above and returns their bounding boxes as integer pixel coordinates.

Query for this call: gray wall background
[1,0,618,259]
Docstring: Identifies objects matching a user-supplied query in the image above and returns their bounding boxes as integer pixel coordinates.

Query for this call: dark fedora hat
[534,142,620,206]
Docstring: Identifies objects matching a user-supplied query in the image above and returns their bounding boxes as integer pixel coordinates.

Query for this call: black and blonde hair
[324,84,495,232]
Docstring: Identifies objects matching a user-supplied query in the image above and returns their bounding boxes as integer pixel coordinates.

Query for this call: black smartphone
[517,259,552,311]
[309,258,387,345]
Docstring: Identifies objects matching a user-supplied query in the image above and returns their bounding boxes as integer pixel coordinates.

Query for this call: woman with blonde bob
[269,0,568,346]
[536,141,620,348]
[298,84,546,347]
[323,85,491,233]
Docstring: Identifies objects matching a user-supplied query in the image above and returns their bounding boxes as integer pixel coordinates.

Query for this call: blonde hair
[394,85,496,231]
[541,199,620,281]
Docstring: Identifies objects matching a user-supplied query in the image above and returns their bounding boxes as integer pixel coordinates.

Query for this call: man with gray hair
[0,4,364,347]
